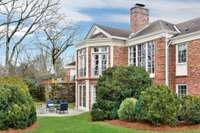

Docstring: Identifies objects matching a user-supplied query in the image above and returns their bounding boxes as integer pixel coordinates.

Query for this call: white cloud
[60,0,200,24]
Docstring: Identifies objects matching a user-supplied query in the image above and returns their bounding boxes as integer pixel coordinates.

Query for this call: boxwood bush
[135,85,179,126]
[118,98,137,121]
[91,66,151,121]
[0,78,36,130]
[178,96,200,124]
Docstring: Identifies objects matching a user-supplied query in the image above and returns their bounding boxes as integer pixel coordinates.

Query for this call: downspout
[165,34,168,86]
[165,33,172,86]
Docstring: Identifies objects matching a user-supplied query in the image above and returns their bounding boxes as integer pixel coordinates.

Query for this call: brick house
[75,3,200,111]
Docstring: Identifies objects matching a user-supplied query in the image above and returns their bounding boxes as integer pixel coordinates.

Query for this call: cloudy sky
[1,0,200,65]
[61,0,200,37]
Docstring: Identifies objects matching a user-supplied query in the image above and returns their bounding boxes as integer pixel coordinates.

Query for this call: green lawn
[26,113,200,133]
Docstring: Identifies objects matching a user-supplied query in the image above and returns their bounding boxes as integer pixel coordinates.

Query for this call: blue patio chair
[46,99,55,111]
[56,100,68,114]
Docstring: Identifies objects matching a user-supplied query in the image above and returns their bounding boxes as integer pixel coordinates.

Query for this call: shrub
[0,77,29,95]
[178,96,200,124]
[24,79,46,101]
[118,98,137,121]
[0,85,36,130]
[91,66,151,121]
[135,85,179,126]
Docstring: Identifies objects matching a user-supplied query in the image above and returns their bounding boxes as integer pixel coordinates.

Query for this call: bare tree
[38,20,78,76]
[0,0,59,74]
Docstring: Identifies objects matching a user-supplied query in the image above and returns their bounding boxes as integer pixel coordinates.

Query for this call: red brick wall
[168,39,200,96]
[113,46,128,66]
[130,6,149,33]
[168,44,176,91]
[154,38,166,85]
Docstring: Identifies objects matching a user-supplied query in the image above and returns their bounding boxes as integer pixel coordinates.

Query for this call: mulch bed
[106,120,200,132]
[0,123,38,133]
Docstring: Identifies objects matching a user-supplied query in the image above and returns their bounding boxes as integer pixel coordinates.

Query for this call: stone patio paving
[36,104,86,117]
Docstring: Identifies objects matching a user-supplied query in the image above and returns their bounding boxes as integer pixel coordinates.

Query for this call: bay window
[92,47,109,76]
[129,41,155,74]
[78,49,86,77]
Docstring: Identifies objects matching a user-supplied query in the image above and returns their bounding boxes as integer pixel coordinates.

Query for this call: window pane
[178,43,186,63]
[92,47,108,76]
[178,85,187,96]
[129,46,136,66]
[147,41,155,74]
[138,44,146,68]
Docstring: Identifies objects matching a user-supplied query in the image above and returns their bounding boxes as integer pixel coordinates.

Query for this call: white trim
[171,30,200,44]
[86,25,128,41]
[176,43,188,76]
[165,34,169,86]
[75,81,78,109]
[110,46,114,67]
[86,25,111,39]
[76,39,126,50]
[128,31,171,46]
[65,65,76,69]
[176,84,188,96]
[85,80,90,111]
[86,47,89,78]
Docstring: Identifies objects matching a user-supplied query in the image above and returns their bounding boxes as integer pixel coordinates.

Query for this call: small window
[177,43,187,63]
[177,84,187,96]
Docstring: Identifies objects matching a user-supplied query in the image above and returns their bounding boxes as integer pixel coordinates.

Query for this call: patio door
[79,85,86,110]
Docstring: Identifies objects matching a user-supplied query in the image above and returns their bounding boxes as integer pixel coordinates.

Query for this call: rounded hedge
[0,77,29,95]
[91,66,152,121]
[178,96,200,124]
[135,85,179,126]
[0,85,36,130]
[118,98,137,121]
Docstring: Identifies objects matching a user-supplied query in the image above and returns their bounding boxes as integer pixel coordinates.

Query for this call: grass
[26,113,200,133]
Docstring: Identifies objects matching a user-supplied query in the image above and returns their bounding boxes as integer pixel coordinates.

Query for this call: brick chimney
[130,3,149,33]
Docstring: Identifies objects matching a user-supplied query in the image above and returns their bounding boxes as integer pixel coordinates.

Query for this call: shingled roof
[96,24,131,38]
[176,17,200,35]
[131,20,178,38]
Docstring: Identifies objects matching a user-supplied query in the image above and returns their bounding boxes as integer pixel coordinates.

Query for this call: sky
[59,0,200,64]
[1,0,200,65]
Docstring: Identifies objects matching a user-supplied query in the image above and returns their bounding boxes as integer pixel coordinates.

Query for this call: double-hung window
[176,84,187,96]
[138,44,146,68]
[92,47,108,76]
[78,49,86,77]
[177,43,187,63]
[176,43,187,76]
[129,46,137,66]
[129,41,155,75]
[147,41,155,74]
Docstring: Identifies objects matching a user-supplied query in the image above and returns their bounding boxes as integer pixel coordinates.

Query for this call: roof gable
[86,24,130,40]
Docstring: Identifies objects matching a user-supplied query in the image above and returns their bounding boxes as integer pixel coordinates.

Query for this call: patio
[36,103,86,117]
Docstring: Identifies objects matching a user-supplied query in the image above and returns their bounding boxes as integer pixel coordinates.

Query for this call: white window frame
[128,41,155,77]
[78,84,87,109]
[91,47,109,77]
[78,49,86,78]
[90,85,96,105]
[176,84,188,96]
[176,43,187,65]
[176,43,188,76]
